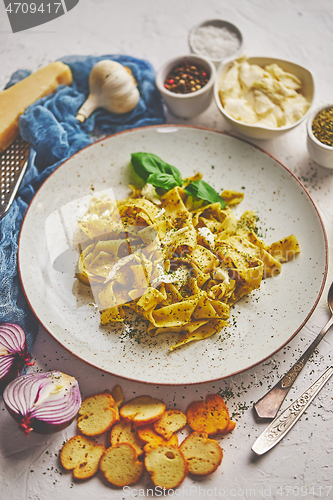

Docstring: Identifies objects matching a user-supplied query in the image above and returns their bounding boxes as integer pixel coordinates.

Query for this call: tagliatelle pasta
[76,170,300,351]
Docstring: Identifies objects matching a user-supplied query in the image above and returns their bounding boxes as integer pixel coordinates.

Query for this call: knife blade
[251,366,333,455]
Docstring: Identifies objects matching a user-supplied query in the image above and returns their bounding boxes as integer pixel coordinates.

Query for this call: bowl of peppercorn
[307,104,333,169]
[155,54,216,119]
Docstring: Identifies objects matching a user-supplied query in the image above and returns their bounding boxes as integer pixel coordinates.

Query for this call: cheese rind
[0,61,72,153]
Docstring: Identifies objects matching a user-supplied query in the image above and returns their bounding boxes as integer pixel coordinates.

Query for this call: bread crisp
[179,432,223,476]
[137,424,178,452]
[78,393,117,436]
[221,419,236,434]
[119,395,165,426]
[60,435,105,480]
[186,394,230,436]
[99,443,144,487]
[153,409,187,440]
[111,384,124,420]
[110,420,145,456]
[144,445,187,489]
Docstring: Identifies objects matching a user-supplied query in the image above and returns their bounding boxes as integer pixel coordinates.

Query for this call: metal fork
[253,281,333,420]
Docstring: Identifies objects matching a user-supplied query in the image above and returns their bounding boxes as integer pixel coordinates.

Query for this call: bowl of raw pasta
[214,56,315,139]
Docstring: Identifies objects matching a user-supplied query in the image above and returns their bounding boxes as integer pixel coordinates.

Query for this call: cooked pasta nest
[76,177,300,351]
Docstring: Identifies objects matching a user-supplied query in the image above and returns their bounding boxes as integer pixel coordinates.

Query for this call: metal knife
[252,366,333,455]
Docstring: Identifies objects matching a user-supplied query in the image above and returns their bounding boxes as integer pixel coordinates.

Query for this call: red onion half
[0,323,34,389]
[3,370,82,436]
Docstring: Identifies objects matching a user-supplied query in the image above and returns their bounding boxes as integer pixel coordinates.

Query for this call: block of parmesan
[0,61,72,153]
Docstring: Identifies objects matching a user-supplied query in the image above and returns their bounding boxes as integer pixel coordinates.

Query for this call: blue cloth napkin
[0,54,165,357]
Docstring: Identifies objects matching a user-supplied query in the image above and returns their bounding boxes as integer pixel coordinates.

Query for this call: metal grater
[0,136,30,220]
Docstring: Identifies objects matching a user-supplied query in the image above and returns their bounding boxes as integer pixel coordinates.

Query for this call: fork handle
[253,315,333,420]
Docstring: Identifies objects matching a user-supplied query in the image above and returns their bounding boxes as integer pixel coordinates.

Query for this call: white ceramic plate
[18,126,328,385]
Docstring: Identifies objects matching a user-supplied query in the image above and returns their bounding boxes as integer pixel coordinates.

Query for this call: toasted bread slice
[221,419,236,434]
[179,432,223,476]
[60,435,105,479]
[110,420,145,456]
[99,443,144,487]
[77,393,117,436]
[186,394,230,436]
[137,424,178,452]
[111,385,124,420]
[145,445,187,489]
[119,395,165,426]
[153,409,187,440]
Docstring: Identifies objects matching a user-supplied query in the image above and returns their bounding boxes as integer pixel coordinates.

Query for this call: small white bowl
[307,105,333,169]
[189,19,243,66]
[155,54,216,119]
[214,56,315,140]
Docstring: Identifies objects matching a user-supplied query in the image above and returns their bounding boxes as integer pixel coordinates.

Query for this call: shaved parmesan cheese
[156,208,166,218]
[80,213,99,222]
[104,253,136,283]
[141,184,161,205]
[198,226,215,249]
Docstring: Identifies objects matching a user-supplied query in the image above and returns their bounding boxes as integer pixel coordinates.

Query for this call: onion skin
[3,370,82,436]
[0,323,34,390]
[5,406,77,435]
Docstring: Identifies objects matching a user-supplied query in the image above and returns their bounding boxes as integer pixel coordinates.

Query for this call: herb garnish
[184,179,225,208]
[131,152,183,187]
[131,152,226,208]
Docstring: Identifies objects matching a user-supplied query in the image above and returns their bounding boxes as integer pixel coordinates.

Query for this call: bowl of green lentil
[155,54,216,119]
[307,105,333,169]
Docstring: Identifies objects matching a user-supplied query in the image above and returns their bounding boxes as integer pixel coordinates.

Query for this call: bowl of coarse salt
[189,19,243,66]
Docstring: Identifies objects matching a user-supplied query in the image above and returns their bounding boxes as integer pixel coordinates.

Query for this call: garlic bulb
[76,60,140,122]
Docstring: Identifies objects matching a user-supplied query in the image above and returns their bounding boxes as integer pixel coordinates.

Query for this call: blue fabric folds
[0,54,165,356]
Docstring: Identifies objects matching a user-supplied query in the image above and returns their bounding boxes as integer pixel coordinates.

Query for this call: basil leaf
[147,172,180,190]
[131,153,225,207]
[185,180,226,208]
[159,163,183,187]
[131,152,183,186]
[131,153,161,181]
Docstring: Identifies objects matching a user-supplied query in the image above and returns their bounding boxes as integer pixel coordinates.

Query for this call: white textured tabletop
[1,1,333,499]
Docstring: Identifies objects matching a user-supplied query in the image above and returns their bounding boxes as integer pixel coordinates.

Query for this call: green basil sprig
[131,152,182,188]
[130,152,225,208]
[184,180,226,208]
